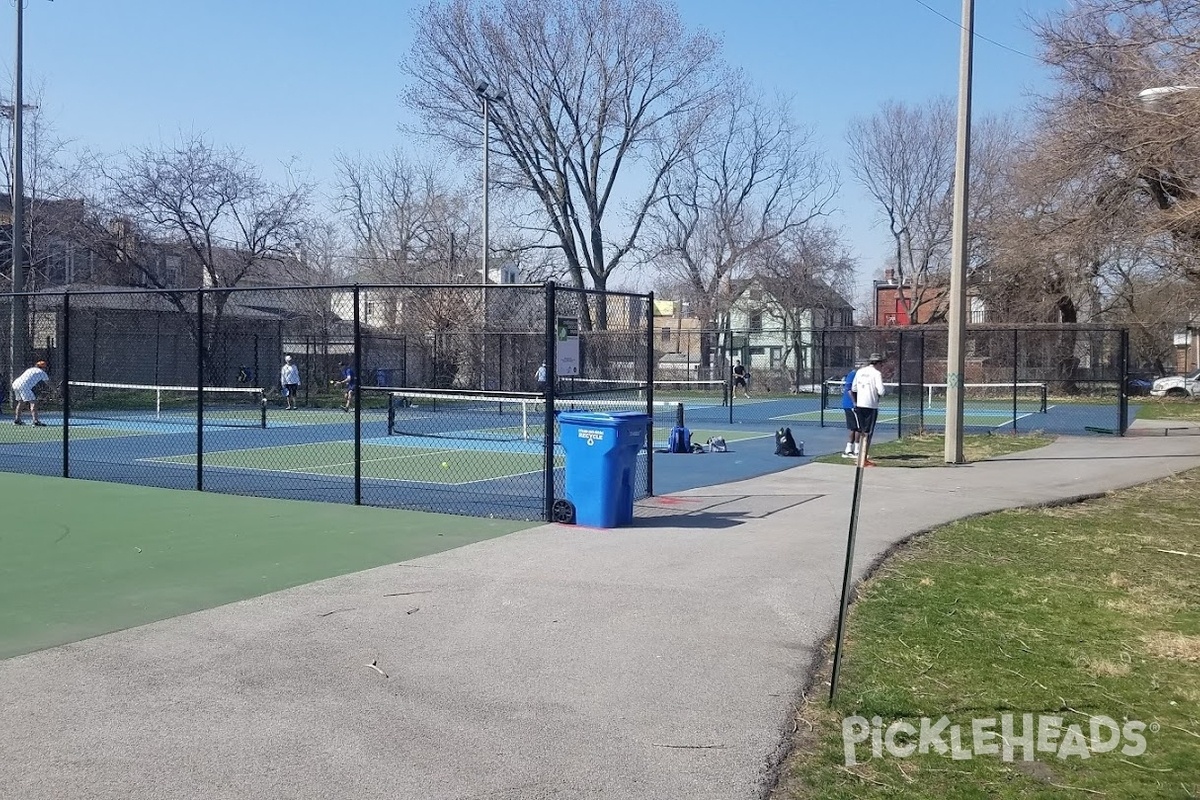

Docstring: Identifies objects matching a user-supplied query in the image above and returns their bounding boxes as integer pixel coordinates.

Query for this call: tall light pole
[475,81,504,391]
[9,0,29,385]
[944,0,975,464]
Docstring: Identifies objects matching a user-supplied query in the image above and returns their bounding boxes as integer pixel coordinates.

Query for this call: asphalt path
[2,425,1199,799]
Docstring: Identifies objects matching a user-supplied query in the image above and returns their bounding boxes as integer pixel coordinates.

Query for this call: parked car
[1150,368,1200,398]
[1125,373,1155,396]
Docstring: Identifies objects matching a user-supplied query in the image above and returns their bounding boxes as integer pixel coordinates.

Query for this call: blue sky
[1,0,1068,301]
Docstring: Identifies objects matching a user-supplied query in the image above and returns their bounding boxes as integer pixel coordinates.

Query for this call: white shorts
[13,387,36,403]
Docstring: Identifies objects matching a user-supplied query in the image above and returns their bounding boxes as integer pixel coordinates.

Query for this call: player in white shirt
[280,355,300,410]
[850,353,887,466]
[12,360,51,426]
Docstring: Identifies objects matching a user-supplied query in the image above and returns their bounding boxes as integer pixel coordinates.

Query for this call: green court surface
[0,473,533,660]
[155,441,563,484]
[0,424,129,443]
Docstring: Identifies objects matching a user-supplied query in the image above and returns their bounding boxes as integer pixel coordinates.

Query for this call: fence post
[819,329,827,428]
[196,288,204,492]
[543,281,557,522]
[1012,328,1019,432]
[728,361,734,424]
[1119,328,1130,435]
[645,290,655,497]
[897,330,905,435]
[62,291,70,479]
[353,285,362,506]
[918,331,926,432]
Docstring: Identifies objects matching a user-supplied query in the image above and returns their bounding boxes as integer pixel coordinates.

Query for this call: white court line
[142,454,555,487]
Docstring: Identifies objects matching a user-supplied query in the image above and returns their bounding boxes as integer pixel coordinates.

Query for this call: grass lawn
[1133,397,1200,421]
[775,470,1200,799]
[813,433,1055,467]
[0,473,534,660]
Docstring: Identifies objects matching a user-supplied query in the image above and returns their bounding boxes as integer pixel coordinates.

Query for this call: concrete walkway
[3,431,1200,800]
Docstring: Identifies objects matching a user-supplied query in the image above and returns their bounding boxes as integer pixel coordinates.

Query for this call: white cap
[284,355,292,362]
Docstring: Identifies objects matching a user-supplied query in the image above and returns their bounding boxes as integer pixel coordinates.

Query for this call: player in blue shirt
[841,367,860,459]
[333,361,356,413]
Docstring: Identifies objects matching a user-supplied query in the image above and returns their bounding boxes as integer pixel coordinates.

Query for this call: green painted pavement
[0,473,533,660]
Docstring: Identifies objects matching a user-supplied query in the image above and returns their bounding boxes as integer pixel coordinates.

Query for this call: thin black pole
[829,461,867,704]
[645,290,654,496]
[543,281,557,522]
[353,285,362,505]
[196,289,204,491]
[61,292,70,478]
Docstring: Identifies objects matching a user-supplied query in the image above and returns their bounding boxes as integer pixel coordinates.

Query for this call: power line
[910,0,1039,61]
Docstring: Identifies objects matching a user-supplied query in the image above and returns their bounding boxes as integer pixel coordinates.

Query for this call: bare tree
[334,151,475,284]
[402,0,725,327]
[846,99,1015,322]
[754,225,857,388]
[846,99,955,321]
[644,91,838,371]
[1028,0,1200,281]
[86,134,311,381]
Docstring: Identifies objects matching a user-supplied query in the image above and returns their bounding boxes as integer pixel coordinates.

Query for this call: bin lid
[558,410,648,426]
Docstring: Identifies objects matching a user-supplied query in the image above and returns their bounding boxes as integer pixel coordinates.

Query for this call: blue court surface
[0,394,1125,520]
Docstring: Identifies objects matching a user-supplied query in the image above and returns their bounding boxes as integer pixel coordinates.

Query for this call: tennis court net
[371,387,683,442]
[560,377,727,403]
[821,381,1048,413]
[67,381,268,428]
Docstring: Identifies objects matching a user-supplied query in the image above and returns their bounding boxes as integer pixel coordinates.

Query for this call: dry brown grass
[1142,631,1200,663]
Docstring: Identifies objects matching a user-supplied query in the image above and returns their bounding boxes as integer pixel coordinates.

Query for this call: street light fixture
[474,80,505,390]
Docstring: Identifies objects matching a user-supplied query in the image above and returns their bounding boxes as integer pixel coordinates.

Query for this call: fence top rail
[812,323,1129,333]
[1,282,652,299]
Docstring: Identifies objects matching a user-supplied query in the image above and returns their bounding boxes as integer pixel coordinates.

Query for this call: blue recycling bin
[558,410,648,528]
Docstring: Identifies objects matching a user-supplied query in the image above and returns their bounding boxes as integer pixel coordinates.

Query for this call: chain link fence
[0,282,655,521]
[711,324,1134,436]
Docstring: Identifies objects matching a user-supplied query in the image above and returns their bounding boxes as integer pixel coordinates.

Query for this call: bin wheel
[552,499,576,524]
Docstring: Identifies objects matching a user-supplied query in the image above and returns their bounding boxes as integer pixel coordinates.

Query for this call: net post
[386,392,396,436]
[259,389,267,429]
[1041,383,1048,414]
[542,281,556,522]
[196,288,204,492]
[61,290,70,478]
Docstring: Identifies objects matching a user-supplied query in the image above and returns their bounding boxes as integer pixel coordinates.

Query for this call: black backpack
[774,427,803,457]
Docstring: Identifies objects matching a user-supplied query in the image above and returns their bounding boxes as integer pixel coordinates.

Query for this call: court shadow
[628,511,749,530]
